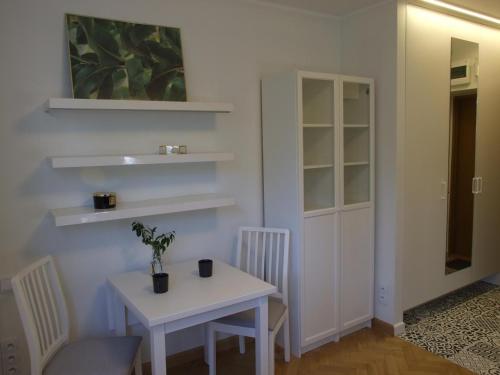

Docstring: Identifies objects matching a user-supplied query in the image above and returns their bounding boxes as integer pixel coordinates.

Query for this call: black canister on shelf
[93,192,116,210]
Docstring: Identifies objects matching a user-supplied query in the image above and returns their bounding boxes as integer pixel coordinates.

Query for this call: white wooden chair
[11,256,143,375]
[205,227,291,375]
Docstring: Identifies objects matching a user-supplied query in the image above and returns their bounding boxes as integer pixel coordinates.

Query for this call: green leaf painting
[66,14,187,101]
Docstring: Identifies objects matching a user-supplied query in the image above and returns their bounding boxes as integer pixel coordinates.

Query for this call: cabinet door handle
[478,177,483,194]
[472,177,477,194]
[441,180,448,200]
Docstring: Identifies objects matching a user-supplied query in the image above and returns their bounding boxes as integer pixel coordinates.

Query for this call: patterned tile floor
[400,281,500,375]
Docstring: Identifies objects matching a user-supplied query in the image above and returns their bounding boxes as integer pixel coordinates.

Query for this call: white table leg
[106,283,115,332]
[255,296,269,375]
[150,325,167,375]
[113,292,127,336]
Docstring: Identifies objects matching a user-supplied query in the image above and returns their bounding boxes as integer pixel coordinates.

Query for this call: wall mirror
[446,38,479,275]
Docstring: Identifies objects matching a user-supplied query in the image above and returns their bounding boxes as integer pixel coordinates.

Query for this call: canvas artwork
[66,14,186,101]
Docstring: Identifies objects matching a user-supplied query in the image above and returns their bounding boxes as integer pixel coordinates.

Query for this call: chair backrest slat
[24,274,47,353]
[33,266,55,348]
[253,231,259,276]
[282,231,290,304]
[260,232,266,279]
[37,267,57,344]
[246,231,251,274]
[275,233,281,288]
[12,256,69,374]
[237,227,290,306]
[267,233,274,283]
[42,265,62,338]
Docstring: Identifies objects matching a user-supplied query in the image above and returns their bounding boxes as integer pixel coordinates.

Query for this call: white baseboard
[393,321,405,336]
[485,273,500,286]
[301,319,373,354]
[340,320,372,338]
[301,333,339,354]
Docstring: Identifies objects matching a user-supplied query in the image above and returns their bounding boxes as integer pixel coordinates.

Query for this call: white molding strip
[393,321,406,336]
[409,0,500,29]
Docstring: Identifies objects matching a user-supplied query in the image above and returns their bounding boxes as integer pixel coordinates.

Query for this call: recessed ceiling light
[413,0,500,28]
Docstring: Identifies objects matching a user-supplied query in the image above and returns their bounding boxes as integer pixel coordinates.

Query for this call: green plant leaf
[67,15,186,101]
[164,73,186,101]
[76,24,87,44]
[81,52,99,64]
[145,40,181,66]
[125,57,148,98]
[98,72,114,99]
[73,66,100,98]
[160,27,182,55]
[130,24,156,45]
[92,24,123,66]
[146,66,176,100]
[120,26,154,66]
[76,16,123,67]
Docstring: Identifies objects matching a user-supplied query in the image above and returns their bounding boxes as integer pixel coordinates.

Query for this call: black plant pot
[152,273,168,294]
[198,259,213,278]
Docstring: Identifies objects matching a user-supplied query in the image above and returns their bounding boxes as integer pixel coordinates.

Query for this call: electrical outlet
[1,338,18,375]
[377,286,389,306]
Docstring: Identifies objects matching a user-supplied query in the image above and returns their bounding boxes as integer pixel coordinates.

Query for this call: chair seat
[215,297,286,331]
[43,336,141,375]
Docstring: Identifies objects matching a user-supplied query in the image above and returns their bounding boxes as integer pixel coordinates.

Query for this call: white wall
[340,1,402,325]
[0,0,340,370]
[403,4,500,310]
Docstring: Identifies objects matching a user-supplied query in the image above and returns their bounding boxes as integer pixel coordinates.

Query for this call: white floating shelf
[304,164,334,170]
[51,152,234,168]
[344,124,369,128]
[302,123,334,128]
[46,98,234,113]
[51,194,235,227]
[344,161,370,166]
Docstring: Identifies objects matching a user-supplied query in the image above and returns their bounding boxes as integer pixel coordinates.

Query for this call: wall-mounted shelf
[46,98,234,113]
[303,123,334,128]
[51,194,235,227]
[344,161,370,167]
[51,152,234,168]
[304,164,334,170]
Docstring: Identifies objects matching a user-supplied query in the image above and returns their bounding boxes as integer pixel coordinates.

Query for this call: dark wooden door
[447,94,476,263]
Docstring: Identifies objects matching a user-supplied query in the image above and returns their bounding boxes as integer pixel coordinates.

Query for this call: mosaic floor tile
[400,281,500,374]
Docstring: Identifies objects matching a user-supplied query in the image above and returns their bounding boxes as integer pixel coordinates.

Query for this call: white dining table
[107,259,277,375]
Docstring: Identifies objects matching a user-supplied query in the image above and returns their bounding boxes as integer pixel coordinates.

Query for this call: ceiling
[260,0,500,18]
[445,0,500,18]
[259,0,387,16]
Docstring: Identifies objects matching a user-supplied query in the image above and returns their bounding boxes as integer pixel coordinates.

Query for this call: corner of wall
[394,0,408,324]
[338,0,404,325]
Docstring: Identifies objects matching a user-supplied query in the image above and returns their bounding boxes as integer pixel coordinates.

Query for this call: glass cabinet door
[301,77,336,213]
[342,80,372,206]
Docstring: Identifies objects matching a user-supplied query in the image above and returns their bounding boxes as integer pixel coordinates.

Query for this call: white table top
[108,259,277,328]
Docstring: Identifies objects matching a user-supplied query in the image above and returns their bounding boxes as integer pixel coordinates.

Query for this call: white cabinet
[262,71,374,355]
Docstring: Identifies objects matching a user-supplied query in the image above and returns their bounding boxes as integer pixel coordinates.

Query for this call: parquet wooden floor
[145,328,474,374]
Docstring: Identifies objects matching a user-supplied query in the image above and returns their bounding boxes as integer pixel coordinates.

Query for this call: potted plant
[131,221,175,294]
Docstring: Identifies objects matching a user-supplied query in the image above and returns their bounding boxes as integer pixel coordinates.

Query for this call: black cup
[198,259,213,278]
[152,273,168,293]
